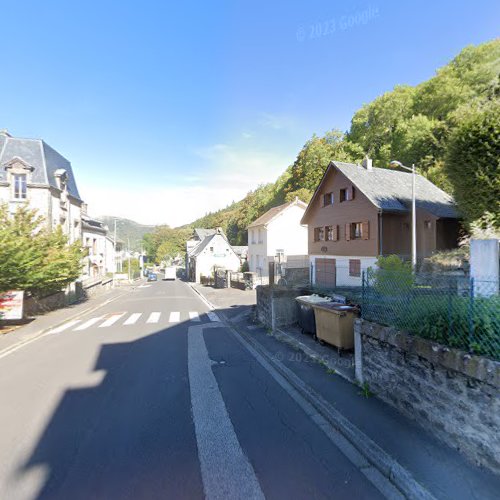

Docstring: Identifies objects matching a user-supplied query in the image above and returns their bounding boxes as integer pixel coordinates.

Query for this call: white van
[164,266,176,280]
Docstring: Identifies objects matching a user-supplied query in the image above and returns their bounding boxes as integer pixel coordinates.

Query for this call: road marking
[74,317,102,331]
[147,312,161,324]
[207,312,220,322]
[47,320,81,334]
[138,285,151,288]
[189,312,200,322]
[169,311,180,323]
[124,313,142,325]
[99,313,125,328]
[188,324,264,500]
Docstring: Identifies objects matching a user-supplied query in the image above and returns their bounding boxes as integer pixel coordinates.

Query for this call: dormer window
[13,174,27,199]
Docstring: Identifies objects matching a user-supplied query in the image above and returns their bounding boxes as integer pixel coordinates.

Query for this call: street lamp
[389,160,417,269]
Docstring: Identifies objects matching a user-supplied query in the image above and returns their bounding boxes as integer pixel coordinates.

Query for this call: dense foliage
[143,226,192,262]
[148,39,499,251]
[0,205,84,296]
[445,99,500,230]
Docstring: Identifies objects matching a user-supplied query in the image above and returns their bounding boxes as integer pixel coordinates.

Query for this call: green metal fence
[362,269,500,360]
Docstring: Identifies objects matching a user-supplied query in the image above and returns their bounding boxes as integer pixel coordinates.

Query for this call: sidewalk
[193,284,500,500]
[0,285,131,357]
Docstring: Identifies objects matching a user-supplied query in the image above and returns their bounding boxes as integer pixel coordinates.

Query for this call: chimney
[362,156,373,171]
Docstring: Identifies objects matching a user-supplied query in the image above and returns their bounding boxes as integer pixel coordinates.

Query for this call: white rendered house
[247,197,308,280]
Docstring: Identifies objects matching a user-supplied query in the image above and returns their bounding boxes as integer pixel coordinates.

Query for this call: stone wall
[355,319,500,473]
[24,277,113,317]
[256,285,307,330]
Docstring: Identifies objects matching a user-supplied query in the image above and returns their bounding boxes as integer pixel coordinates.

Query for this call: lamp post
[389,160,417,269]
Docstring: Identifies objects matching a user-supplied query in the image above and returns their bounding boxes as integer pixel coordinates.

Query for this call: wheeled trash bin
[295,295,331,335]
[312,303,358,351]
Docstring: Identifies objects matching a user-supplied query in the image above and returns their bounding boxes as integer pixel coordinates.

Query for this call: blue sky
[1,0,498,225]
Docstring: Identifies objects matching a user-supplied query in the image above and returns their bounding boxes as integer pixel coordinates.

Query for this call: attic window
[340,187,354,202]
[210,247,214,252]
[323,192,334,206]
[424,221,432,229]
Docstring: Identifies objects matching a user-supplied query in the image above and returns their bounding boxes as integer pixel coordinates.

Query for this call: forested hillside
[147,39,499,256]
[99,216,155,250]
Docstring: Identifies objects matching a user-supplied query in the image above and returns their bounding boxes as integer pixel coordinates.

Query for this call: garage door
[315,258,336,288]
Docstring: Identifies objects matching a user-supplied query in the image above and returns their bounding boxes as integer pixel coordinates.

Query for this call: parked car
[164,266,176,280]
[147,272,158,282]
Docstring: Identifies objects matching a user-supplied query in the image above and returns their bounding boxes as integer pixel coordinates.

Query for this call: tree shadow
[19,318,207,500]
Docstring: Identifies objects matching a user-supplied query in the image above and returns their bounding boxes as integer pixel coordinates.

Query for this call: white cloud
[80,136,298,227]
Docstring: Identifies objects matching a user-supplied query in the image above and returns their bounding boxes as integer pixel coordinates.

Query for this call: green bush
[369,255,414,295]
[396,294,500,359]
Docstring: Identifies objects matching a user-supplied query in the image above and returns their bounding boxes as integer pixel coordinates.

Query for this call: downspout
[378,210,383,256]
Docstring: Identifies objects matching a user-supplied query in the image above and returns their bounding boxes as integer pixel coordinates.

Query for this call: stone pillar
[470,239,499,297]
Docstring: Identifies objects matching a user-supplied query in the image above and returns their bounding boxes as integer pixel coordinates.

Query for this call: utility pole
[113,219,117,283]
[127,237,131,281]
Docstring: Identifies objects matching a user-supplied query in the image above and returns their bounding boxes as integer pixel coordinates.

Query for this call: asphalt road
[0,278,384,500]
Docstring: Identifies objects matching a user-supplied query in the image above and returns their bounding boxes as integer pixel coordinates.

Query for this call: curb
[189,281,435,499]
[274,327,356,384]
[188,284,216,311]
[222,312,435,500]
[0,289,129,358]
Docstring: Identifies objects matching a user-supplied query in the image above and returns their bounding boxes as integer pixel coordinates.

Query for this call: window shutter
[345,223,351,241]
[362,221,369,240]
[333,225,338,241]
[351,187,355,200]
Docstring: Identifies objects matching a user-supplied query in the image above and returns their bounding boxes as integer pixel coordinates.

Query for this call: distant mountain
[99,216,155,250]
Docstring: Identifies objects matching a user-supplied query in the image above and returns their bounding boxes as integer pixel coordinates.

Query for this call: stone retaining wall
[355,319,500,473]
[256,285,308,330]
[24,277,113,317]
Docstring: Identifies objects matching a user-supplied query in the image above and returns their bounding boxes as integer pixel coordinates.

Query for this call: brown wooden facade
[302,166,459,260]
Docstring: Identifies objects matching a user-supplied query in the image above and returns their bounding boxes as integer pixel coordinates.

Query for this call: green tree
[445,100,500,229]
[0,204,83,296]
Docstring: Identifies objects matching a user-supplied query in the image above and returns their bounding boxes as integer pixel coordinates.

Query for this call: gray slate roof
[0,132,82,201]
[332,161,457,218]
[190,232,236,258]
[232,246,248,257]
[194,228,217,241]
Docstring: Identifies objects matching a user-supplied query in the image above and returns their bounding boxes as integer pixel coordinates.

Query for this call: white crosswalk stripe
[207,312,220,322]
[147,312,161,323]
[124,313,142,325]
[99,313,125,328]
[74,317,102,331]
[189,312,200,322]
[48,320,81,334]
[169,311,180,323]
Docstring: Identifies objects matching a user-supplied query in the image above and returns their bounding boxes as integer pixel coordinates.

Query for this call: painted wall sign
[0,290,24,320]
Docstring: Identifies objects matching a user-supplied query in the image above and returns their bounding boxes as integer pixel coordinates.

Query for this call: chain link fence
[362,269,500,360]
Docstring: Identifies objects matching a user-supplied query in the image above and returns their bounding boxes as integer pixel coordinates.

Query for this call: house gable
[303,163,379,258]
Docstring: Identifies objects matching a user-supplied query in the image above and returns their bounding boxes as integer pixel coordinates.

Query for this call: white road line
[188,324,264,500]
[169,311,180,323]
[207,312,220,322]
[147,312,161,324]
[189,312,200,322]
[124,313,142,325]
[47,320,81,334]
[74,317,102,331]
[138,285,151,288]
[99,313,125,328]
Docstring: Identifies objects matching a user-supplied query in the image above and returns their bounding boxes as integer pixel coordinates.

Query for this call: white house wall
[194,235,241,283]
[310,255,378,287]
[266,204,308,258]
[248,203,308,278]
